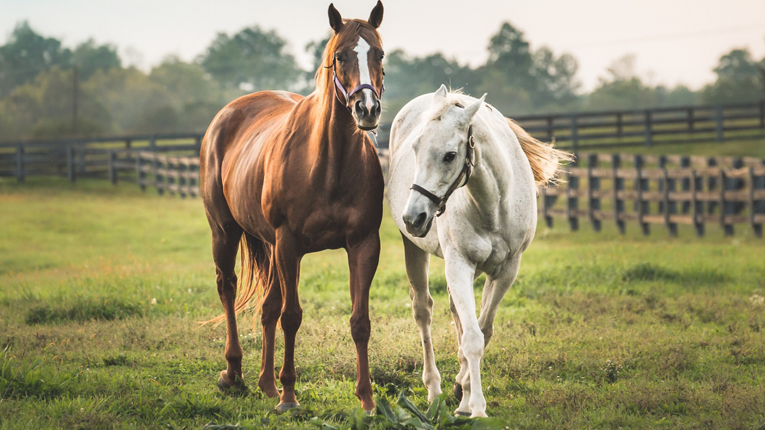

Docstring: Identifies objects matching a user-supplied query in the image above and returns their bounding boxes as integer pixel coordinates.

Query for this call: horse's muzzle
[403,211,433,238]
[351,93,381,130]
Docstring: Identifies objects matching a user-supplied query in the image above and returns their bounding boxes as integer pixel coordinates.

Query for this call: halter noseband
[410,125,476,216]
[330,58,385,109]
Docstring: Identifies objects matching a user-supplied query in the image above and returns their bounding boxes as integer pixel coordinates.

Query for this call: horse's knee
[261,302,281,326]
[280,308,302,333]
[215,269,237,295]
[412,295,433,323]
[349,313,370,344]
[461,328,485,361]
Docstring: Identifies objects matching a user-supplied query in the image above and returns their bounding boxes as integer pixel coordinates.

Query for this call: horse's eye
[443,152,457,163]
[335,53,344,63]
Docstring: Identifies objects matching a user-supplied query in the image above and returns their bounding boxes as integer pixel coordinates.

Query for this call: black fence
[2,100,764,181]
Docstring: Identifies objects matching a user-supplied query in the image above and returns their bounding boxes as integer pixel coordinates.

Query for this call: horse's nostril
[374,100,381,116]
[414,212,426,228]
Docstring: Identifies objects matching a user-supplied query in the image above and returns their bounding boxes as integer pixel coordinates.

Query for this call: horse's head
[325,1,385,130]
[403,85,486,237]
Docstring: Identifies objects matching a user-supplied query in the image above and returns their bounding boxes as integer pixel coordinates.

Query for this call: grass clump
[24,297,143,325]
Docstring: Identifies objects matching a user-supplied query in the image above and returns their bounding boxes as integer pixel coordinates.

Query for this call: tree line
[0,21,764,141]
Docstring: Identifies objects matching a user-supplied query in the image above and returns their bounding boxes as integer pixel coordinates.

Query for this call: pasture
[1,178,764,429]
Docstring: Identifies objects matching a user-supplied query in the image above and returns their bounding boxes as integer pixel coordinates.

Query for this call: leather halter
[330,58,385,109]
[410,125,476,216]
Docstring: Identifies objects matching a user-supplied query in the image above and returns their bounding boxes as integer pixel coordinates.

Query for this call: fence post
[587,153,601,231]
[635,155,649,235]
[658,155,667,214]
[612,154,625,234]
[125,138,132,150]
[750,160,765,237]
[707,157,718,214]
[195,135,203,155]
[680,156,690,213]
[136,152,146,192]
[108,150,117,185]
[541,186,552,228]
[723,158,744,236]
[571,115,579,150]
[715,106,724,142]
[15,143,24,182]
[67,145,76,182]
[566,153,579,231]
[691,169,704,237]
[748,167,762,237]
[644,110,652,147]
[719,168,730,235]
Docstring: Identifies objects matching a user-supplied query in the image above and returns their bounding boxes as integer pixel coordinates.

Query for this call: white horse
[386,85,571,417]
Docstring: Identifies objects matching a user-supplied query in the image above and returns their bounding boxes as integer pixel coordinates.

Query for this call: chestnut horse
[200,2,385,412]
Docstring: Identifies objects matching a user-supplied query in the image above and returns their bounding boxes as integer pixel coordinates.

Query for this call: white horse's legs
[449,269,485,412]
[477,256,521,345]
[402,235,441,402]
[448,294,470,413]
[444,251,486,418]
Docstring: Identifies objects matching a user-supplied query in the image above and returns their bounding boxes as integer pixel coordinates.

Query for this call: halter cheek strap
[410,125,476,217]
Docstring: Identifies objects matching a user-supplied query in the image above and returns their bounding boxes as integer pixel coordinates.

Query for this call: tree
[72,39,121,81]
[0,21,72,97]
[149,57,227,131]
[198,26,302,92]
[477,22,580,115]
[586,55,658,110]
[381,50,479,118]
[701,48,765,104]
[531,47,580,109]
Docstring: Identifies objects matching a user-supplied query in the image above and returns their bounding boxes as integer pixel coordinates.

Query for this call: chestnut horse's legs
[273,228,303,411]
[346,232,380,412]
[258,272,281,398]
[212,224,245,390]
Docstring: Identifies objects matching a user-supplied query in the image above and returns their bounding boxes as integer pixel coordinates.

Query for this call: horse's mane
[430,89,573,187]
[314,20,382,112]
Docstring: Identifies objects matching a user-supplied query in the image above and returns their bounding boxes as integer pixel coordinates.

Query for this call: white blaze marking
[353,36,376,113]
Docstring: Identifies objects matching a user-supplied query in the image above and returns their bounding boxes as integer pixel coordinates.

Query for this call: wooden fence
[540,153,765,237]
[135,151,200,197]
[127,149,764,238]
[0,133,202,181]
[510,100,765,151]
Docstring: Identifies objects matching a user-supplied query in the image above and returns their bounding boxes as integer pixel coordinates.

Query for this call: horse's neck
[308,95,364,182]
[462,133,524,220]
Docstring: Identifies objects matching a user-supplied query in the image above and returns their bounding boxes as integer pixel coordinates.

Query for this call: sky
[2,0,764,92]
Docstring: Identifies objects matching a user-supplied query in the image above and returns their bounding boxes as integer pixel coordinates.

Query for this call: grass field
[1,178,764,429]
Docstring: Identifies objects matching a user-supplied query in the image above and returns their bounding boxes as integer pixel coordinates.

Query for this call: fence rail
[510,100,765,151]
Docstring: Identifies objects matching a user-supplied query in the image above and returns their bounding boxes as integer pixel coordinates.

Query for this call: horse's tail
[199,233,273,328]
[506,118,574,187]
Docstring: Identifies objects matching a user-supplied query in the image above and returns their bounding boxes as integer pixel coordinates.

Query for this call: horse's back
[200,91,302,238]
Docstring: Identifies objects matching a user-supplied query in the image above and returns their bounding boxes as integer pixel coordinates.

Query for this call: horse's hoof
[217,371,247,395]
[274,402,300,413]
[453,383,463,401]
[454,410,471,417]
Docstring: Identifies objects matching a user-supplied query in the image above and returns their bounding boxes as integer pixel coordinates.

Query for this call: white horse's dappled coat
[387,85,560,417]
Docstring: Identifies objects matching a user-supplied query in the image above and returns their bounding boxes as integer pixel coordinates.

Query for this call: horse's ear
[433,84,448,102]
[368,1,384,28]
[328,3,344,33]
[463,94,486,120]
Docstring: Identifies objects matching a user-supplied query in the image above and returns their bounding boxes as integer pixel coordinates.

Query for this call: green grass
[1,177,764,429]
